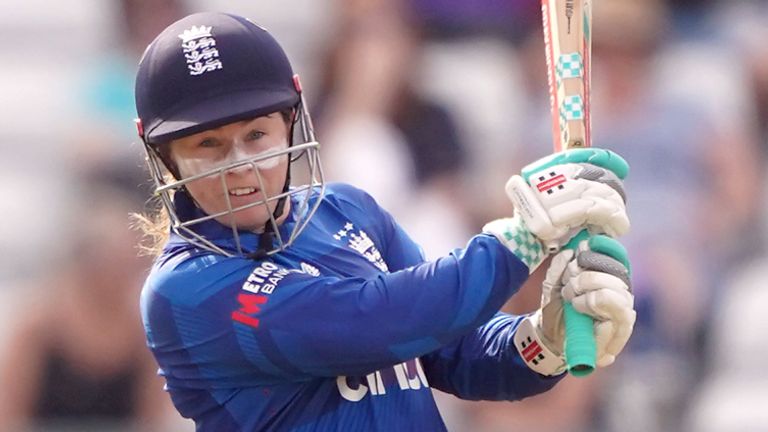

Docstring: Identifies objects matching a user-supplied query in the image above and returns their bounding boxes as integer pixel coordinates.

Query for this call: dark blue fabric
[140,183,562,431]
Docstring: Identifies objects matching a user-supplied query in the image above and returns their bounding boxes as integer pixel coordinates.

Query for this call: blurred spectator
[586,1,761,431]
[0,0,187,284]
[411,1,539,227]
[76,0,187,154]
[683,3,768,430]
[590,0,759,348]
[709,0,768,157]
[315,0,473,259]
[0,172,177,432]
[0,2,189,430]
[684,256,768,432]
[409,0,539,42]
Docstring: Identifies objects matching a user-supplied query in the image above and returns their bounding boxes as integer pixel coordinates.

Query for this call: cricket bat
[542,0,595,376]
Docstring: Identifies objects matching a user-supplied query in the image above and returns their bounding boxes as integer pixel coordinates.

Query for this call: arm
[421,235,635,401]
[421,313,564,402]
[143,234,530,387]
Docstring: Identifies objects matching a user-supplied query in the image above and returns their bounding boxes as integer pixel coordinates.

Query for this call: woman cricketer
[135,12,635,432]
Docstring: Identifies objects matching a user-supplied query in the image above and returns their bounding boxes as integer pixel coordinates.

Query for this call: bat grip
[562,230,596,377]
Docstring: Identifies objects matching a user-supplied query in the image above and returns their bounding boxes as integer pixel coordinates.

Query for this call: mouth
[228,186,259,197]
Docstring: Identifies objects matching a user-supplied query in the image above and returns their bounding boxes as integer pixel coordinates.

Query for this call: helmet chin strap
[247,167,289,260]
[247,106,298,260]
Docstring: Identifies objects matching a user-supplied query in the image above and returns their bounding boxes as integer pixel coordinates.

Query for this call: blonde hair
[131,174,174,257]
[131,202,171,257]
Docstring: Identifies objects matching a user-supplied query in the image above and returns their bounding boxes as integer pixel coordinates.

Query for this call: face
[169,113,291,231]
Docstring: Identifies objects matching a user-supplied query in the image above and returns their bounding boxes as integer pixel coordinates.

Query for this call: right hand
[506,148,629,252]
[514,235,635,376]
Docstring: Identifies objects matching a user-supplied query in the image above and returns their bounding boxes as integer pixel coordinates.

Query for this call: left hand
[514,235,635,375]
[507,148,630,252]
[484,148,629,273]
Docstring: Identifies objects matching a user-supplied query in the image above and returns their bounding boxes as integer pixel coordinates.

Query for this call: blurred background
[0,0,766,431]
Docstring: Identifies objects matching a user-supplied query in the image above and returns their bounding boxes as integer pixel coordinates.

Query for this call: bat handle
[562,230,596,377]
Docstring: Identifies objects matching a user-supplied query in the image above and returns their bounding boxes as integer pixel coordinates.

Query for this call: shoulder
[322,182,383,214]
[142,251,253,309]
[140,254,327,335]
[142,252,322,309]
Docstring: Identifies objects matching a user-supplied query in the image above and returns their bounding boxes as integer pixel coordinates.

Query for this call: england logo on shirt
[334,222,389,272]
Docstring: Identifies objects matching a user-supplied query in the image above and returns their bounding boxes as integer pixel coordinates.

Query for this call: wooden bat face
[542,0,592,151]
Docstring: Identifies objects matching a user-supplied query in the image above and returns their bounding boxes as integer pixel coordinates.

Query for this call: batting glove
[507,148,629,252]
[513,235,635,376]
[484,148,629,272]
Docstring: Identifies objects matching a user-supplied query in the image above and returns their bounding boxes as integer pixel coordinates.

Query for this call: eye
[246,130,265,141]
[198,138,219,148]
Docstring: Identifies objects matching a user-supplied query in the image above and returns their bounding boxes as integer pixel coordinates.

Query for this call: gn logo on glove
[535,172,567,194]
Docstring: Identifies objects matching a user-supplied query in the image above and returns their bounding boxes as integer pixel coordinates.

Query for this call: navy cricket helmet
[134,12,324,258]
[135,12,300,144]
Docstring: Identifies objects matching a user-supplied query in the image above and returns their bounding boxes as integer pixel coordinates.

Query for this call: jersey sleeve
[420,312,565,401]
[141,235,530,389]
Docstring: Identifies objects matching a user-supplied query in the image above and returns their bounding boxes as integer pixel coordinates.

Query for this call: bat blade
[542,0,592,152]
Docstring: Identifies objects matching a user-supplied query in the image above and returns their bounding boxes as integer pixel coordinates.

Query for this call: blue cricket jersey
[140,183,563,431]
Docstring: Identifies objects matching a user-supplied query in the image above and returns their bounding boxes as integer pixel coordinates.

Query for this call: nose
[225,160,256,176]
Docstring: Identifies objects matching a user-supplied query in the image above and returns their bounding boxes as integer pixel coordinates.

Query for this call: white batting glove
[506,148,629,252]
[513,235,635,376]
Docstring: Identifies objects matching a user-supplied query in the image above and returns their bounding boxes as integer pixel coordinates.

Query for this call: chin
[228,208,273,231]
[209,194,286,231]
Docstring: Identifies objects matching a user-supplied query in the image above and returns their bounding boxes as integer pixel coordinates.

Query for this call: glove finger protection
[562,246,634,367]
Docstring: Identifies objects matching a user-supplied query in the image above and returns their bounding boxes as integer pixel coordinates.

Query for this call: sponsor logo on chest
[232,261,319,328]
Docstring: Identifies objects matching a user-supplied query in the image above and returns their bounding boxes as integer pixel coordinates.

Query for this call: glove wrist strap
[483,217,547,273]
[514,316,567,376]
